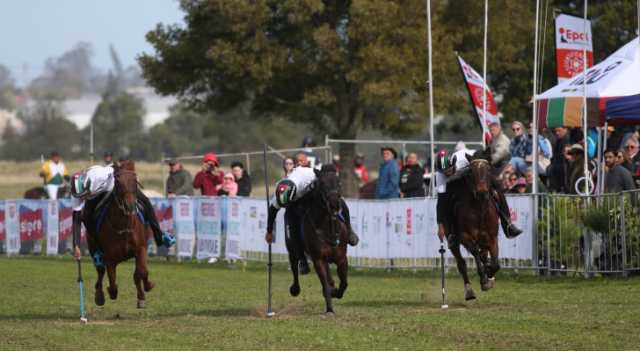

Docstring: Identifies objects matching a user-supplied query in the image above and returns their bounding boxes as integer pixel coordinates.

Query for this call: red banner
[457,55,500,142]
[555,14,594,82]
[0,208,5,241]
[19,206,43,242]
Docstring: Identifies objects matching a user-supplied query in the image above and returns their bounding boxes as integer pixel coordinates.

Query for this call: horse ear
[465,153,473,162]
[313,168,321,177]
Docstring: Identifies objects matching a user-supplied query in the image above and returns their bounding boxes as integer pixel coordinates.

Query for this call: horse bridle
[468,158,491,200]
[114,169,138,216]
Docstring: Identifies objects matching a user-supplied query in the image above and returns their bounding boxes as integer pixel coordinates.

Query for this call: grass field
[1,257,639,350]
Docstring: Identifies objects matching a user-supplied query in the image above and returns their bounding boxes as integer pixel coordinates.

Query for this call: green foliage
[89,87,146,158]
[581,206,610,235]
[1,99,82,160]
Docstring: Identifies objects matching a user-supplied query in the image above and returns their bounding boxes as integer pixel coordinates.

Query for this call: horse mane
[471,147,492,162]
[116,160,136,172]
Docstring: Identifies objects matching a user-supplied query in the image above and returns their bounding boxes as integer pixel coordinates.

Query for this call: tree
[90,81,146,158]
[0,64,17,110]
[1,99,81,160]
[29,42,97,100]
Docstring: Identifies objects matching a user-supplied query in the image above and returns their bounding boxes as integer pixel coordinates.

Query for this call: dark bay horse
[449,151,500,300]
[289,166,349,314]
[88,160,154,309]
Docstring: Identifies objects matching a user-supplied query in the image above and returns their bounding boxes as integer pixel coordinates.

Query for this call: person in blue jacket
[376,147,401,199]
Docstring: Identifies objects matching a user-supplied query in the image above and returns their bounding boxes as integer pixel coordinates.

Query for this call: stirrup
[162,232,176,248]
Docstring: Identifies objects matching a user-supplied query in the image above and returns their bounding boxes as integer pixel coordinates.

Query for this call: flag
[555,14,594,83]
[457,55,500,142]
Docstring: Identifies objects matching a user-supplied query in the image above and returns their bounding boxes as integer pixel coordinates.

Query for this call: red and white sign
[555,14,594,82]
[457,56,500,142]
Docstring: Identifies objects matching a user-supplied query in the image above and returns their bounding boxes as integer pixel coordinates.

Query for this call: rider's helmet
[436,151,455,176]
[71,172,91,198]
[275,179,297,208]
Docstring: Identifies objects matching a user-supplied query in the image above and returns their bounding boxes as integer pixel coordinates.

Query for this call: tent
[536,36,640,128]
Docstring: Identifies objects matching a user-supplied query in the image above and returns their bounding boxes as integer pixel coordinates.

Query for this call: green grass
[1,257,639,350]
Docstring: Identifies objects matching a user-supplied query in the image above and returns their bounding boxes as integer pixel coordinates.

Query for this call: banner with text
[555,14,594,82]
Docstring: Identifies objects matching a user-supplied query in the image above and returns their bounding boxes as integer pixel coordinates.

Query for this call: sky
[0,0,184,86]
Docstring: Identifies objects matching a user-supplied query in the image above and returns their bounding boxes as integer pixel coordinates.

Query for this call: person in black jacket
[548,127,571,192]
[231,161,252,196]
[399,152,426,198]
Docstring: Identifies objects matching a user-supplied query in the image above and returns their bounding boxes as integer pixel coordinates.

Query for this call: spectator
[231,161,252,196]
[375,147,400,199]
[548,127,571,192]
[301,136,322,169]
[353,153,369,186]
[218,172,238,196]
[525,168,547,193]
[525,123,553,176]
[399,152,426,198]
[506,173,519,193]
[489,122,511,170]
[166,159,194,197]
[509,121,529,175]
[332,154,342,173]
[103,151,114,165]
[615,150,626,166]
[604,149,635,193]
[514,178,528,194]
[40,151,70,200]
[295,152,310,168]
[621,137,640,174]
[193,153,224,196]
[567,144,594,194]
[283,157,295,175]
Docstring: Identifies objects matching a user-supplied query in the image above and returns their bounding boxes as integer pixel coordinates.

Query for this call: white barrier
[0,196,536,269]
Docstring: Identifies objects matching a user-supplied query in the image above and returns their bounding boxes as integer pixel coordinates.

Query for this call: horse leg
[486,238,500,289]
[469,245,489,291]
[288,249,301,297]
[134,249,153,309]
[94,265,106,306]
[312,258,334,314]
[106,263,118,300]
[333,257,348,299]
[325,261,336,291]
[451,244,475,301]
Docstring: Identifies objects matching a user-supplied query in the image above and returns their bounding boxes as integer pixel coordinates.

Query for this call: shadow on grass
[344,299,429,308]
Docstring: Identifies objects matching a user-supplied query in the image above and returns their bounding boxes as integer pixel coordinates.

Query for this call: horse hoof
[324,311,336,317]
[144,281,155,292]
[482,278,496,291]
[95,291,105,306]
[137,300,145,309]
[464,284,476,301]
[107,287,118,300]
[289,284,300,297]
[331,289,344,299]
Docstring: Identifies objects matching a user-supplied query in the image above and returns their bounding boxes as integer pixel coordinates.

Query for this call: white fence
[0,196,536,270]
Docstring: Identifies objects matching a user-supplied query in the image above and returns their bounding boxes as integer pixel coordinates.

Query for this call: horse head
[466,150,492,197]
[315,165,342,215]
[113,160,138,214]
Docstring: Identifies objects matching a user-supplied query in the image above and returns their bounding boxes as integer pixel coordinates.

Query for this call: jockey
[40,151,70,200]
[434,150,454,243]
[70,164,176,266]
[440,142,522,240]
[265,153,359,274]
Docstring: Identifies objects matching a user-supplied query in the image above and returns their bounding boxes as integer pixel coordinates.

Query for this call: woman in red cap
[193,153,225,196]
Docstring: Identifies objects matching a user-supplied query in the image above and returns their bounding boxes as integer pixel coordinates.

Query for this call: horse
[448,150,500,301]
[88,160,154,309]
[288,165,349,314]
[23,185,70,199]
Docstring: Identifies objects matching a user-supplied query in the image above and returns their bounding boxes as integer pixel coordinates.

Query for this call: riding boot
[493,190,523,238]
[137,190,175,248]
[339,199,359,246]
[74,210,103,268]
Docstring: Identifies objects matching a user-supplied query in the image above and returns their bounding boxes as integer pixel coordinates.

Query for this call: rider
[40,151,70,200]
[265,152,359,274]
[70,162,176,265]
[438,143,522,241]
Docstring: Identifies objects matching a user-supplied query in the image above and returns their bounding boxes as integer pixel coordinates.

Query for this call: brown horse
[290,165,349,314]
[88,160,154,309]
[448,152,500,301]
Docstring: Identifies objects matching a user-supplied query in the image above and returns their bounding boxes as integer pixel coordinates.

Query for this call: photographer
[193,153,224,196]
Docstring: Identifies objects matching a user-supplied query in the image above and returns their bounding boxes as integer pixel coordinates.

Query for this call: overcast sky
[0,0,184,85]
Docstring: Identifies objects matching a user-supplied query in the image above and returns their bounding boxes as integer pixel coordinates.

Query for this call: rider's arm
[267,203,280,234]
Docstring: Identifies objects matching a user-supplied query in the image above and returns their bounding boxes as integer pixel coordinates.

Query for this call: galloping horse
[449,150,500,300]
[289,165,349,314]
[89,160,154,309]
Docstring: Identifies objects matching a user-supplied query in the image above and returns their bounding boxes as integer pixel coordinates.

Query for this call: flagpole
[482,0,488,149]
[532,0,540,195]
[426,0,435,196]
[582,0,589,196]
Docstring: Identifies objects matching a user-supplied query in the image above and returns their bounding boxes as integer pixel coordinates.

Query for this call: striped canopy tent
[535,36,640,128]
